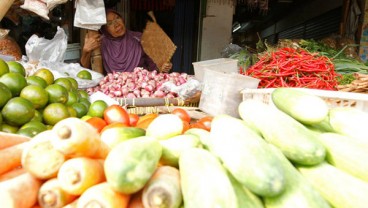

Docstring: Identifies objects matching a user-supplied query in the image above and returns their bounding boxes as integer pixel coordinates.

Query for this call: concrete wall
[199,1,234,61]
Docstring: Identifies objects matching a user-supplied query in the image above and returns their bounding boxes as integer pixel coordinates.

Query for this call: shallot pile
[86,68,192,99]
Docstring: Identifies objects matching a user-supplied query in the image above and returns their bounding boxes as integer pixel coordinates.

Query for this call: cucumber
[264,145,331,208]
[208,114,285,197]
[329,107,368,145]
[317,132,368,182]
[179,148,237,208]
[184,128,210,149]
[227,172,264,208]
[104,136,162,194]
[298,162,368,208]
[100,127,146,150]
[160,134,201,167]
[146,114,183,140]
[271,88,329,125]
[238,99,326,165]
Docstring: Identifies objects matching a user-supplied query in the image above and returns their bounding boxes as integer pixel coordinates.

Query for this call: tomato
[136,113,159,129]
[103,104,130,125]
[86,117,107,133]
[171,108,191,123]
[189,122,208,131]
[101,122,129,133]
[197,116,213,131]
[128,113,139,127]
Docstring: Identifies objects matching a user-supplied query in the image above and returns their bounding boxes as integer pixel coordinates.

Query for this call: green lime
[0,72,27,97]
[71,102,88,118]
[54,77,73,91]
[20,120,47,132]
[66,91,80,106]
[42,103,70,126]
[1,123,19,133]
[78,89,89,99]
[17,127,43,138]
[31,110,43,123]
[80,115,92,121]
[34,68,54,85]
[0,59,9,77]
[1,97,35,126]
[79,97,91,110]
[67,106,77,117]
[26,75,48,88]
[77,70,92,80]
[20,85,49,109]
[0,82,12,108]
[67,77,79,89]
[45,84,69,104]
[88,100,108,118]
[7,61,26,76]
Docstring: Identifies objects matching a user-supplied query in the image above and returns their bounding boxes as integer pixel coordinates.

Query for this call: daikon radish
[77,182,130,208]
[0,167,25,182]
[51,118,108,159]
[38,178,78,208]
[58,157,105,195]
[0,173,42,208]
[22,130,66,180]
[0,142,28,175]
[0,131,30,150]
[62,199,78,208]
[142,166,182,208]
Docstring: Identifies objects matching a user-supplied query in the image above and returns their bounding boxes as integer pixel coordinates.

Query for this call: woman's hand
[83,33,101,53]
[161,62,172,73]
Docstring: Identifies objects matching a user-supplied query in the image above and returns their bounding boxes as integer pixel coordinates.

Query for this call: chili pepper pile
[243,47,341,90]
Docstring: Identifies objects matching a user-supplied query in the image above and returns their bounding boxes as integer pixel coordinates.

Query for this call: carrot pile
[244,47,341,90]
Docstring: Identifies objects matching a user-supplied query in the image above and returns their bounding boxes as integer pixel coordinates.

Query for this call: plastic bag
[20,0,49,20]
[221,43,242,58]
[74,0,106,31]
[159,78,202,100]
[43,0,68,10]
[25,26,67,63]
[0,29,22,60]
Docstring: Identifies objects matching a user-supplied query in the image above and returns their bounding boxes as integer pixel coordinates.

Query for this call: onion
[153,90,166,98]
[126,93,136,98]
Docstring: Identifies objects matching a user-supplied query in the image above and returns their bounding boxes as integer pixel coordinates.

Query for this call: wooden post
[0,0,15,21]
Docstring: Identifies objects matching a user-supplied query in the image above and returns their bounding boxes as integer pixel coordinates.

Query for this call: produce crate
[199,68,260,118]
[241,88,368,112]
[192,58,238,82]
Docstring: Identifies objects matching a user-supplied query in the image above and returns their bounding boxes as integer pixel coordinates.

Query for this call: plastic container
[192,58,238,82]
[199,68,260,118]
[241,88,368,112]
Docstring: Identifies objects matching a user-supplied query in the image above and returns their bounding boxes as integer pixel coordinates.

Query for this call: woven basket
[141,11,176,72]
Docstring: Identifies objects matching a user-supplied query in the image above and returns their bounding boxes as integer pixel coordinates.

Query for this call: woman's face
[106,12,126,37]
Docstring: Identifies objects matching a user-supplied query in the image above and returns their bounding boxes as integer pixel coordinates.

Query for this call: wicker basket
[241,88,368,112]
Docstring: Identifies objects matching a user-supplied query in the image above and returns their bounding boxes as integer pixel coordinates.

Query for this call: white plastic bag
[74,0,106,31]
[43,0,68,10]
[20,0,49,20]
[25,26,67,63]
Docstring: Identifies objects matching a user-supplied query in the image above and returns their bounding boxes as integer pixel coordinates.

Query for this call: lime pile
[0,59,102,137]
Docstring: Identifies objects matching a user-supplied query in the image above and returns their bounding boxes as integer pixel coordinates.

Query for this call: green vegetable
[298,162,368,208]
[179,148,238,208]
[264,145,331,208]
[238,99,326,165]
[317,133,368,182]
[208,114,286,197]
[271,88,329,125]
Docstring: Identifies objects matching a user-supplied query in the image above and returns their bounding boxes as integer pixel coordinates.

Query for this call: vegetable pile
[86,68,192,99]
[244,47,341,90]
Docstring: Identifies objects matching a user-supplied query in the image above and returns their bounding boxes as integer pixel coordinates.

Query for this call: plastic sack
[20,0,49,20]
[25,26,67,63]
[159,78,202,100]
[0,29,22,60]
[43,0,68,10]
[74,0,106,31]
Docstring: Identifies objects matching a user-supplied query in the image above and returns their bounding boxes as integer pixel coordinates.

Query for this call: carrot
[22,130,66,180]
[77,182,130,208]
[51,118,108,159]
[57,157,105,195]
[142,166,182,208]
[0,131,30,150]
[0,142,28,175]
[0,173,42,208]
[0,167,26,182]
[38,178,78,208]
[128,191,144,208]
[62,198,78,208]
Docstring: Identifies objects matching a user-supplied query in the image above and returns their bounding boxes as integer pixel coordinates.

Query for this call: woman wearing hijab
[80,9,172,73]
